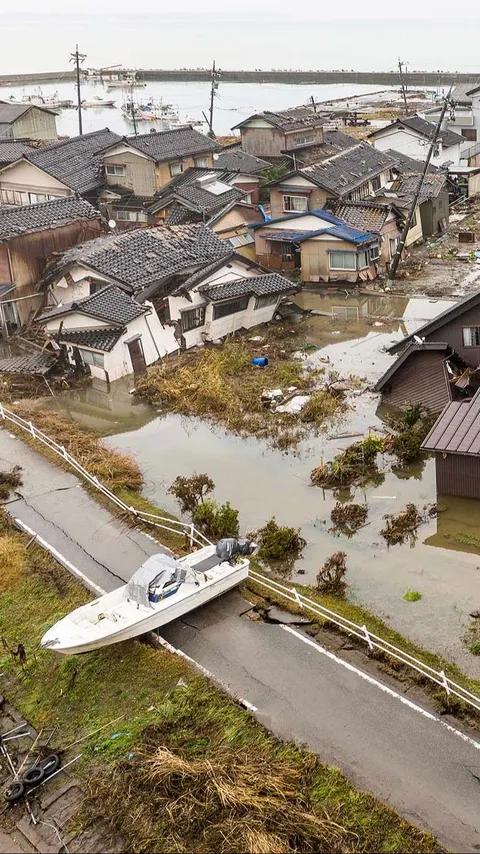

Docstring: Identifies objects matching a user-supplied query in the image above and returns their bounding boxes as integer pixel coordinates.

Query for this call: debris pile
[329,502,368,537]
[311,436,384,488]
[316,551,348,595]
[380,503,429,546]
[0,466,22,501]
[384,404,437,464]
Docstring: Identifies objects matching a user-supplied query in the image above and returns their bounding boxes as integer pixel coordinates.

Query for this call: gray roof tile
[301,143,397,196]
[215,147,270,174]
[124,127,220,162]
[40,285,147,325]
[326,200,391,233]
[57,327,123,352]
[26,128,122,194]
[233,106,325,132]
[201,272,294,301]
[152,168,244,217]
[390,171,447,201]
[0,196,99,242]
[0,352,56,375]
[371,115,463,149]
[0,103,57,123]
[0,140,33,165]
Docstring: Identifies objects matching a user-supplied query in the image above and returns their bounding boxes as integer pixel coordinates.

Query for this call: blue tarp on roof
[253,209,376,245]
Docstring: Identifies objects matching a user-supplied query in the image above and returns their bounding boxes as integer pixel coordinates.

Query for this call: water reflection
[424,495,480,555]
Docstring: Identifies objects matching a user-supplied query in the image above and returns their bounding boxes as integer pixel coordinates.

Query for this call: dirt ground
[386,198,480,298]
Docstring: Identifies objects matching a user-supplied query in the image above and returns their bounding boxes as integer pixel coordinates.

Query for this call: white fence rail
[2,402,480,715]
[248,569,480,714]
[0,403,212,550]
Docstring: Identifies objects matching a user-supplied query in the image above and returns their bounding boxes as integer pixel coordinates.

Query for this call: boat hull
[41,557,248,655]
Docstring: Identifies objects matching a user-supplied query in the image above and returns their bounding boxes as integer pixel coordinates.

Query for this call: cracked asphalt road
[0,430,165,592]
[3,428,480,850]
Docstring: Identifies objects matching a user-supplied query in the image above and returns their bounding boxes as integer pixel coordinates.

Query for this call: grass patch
[0,511,439,852]
[470,641,480,656]
[134,333,345,449]
[403,589,423,602]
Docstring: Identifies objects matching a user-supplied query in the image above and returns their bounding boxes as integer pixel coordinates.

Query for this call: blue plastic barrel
[251,356,269,367]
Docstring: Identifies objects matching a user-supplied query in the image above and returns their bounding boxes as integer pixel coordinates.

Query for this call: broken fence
[2,402,480,715]
[247,570,480,715]
[0,403,212,550]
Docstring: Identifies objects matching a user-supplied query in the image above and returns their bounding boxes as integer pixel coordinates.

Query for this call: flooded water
[40,290,480,674]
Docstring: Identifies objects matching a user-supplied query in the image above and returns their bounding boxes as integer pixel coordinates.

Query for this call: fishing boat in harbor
[41,540,254,655]
[121,99,180,123]
[81,96,116,108]
[8,91,73,109]
[107,74,146,90]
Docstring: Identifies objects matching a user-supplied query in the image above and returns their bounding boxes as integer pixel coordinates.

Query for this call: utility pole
[310,95,317,113]
[387,90,451,286]
[70,45,87,135]
[127,84,137,136]
[398,58,408,113]
[207,60,221,138]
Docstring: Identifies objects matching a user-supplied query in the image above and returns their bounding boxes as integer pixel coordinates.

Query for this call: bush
[403,589,422,602]
[192,500,240,540]
[169,473,215,514]
[316,552,347,595]
[470,640,480,656]
[256,517,306,561]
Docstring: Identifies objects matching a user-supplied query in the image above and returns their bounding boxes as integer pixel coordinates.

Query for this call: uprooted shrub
[0,466,22,501]
[384,405,437,464]
[316,551,348,595]
[192,500,240,540]
[311,436,384,488]
[255,517,306,562]
[168,473,215,514]
[329,502,368,537]
[380,503,426,546]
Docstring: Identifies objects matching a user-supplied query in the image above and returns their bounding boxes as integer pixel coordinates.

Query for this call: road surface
[2,427,480,851]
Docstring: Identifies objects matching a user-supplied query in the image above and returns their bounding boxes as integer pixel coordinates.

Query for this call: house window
[170,162,183,176]
[89,281,106,295]
[389,236,399,258]
[369,244,380,262]
[229,233,254,248]
[195,157,209,168]
[0,189,29,205]
[212,296,249,320]
[371,175,381,192]
[410,210,418,228]
[181,305,206,332]
[255,294,279,310]
[106,164,126,176]
[329,251,356,271]
[294,135,314,147]
[117,210,148,222]
[79,349,105,368]
[463,327,480,347]
[462,128,477,142]
[282,195,308,212]
[357,250,369,269]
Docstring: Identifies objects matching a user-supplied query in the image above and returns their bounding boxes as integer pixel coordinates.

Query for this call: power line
[70,45,86,135]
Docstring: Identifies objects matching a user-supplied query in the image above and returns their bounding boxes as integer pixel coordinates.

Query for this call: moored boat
[81,96,116,108]
[41,541,253,655]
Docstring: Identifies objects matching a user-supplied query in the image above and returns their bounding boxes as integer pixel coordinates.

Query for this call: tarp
[126,553,181,608]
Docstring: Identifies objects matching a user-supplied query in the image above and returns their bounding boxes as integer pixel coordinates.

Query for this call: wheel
[5,781,25,803]
[39,754,61,778]
[22,766,45,786]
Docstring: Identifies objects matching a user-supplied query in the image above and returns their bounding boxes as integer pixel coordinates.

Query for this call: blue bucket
[251,356,269,367]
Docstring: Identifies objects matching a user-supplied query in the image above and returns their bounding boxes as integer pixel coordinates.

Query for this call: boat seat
[192,554,222,572]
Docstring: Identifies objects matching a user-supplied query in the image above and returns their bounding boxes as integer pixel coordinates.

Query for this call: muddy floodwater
[41,291,480,675]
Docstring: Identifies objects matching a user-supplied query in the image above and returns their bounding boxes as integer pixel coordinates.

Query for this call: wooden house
[422,392,480,499]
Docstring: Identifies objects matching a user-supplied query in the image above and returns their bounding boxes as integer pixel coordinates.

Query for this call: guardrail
[3,402,480,714]
[0,403,212,550]
[248,569,480,714]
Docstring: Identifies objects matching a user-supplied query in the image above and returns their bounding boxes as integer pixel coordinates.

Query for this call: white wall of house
[50,264,112,304]
[0,160,70,204]
[178,295,281,349]
[373,128,462,167]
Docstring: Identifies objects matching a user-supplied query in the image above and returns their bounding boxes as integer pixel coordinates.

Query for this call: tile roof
[214,147,270,174]
[201,272,295,301]
[39,285,147,325]
[422,393,480,455]
[122,127,220,162]
[298,143,397,196]
[386,149,439,174]
[57,327,123,352]
[42,223,231,294]
[151,167,244,215]
[326,200,392,233]
[0,196,100,242]
[232,106,325,132]
[25,128,122,194]
[0,140,33,165]
[0,103,57,123]
[370,116,463,149]
[388,290,480,355]
[390,171,447,202]
[0,352,56,375]
[285,130,357,165]
[256,209,378,245]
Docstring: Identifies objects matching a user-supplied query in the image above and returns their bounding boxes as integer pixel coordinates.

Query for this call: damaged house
[0,196,103,333]
[252,209,380,283]
[38,223,295,379]
[231,107,326,159]
[368,115,465,168]
[375,290,480,411]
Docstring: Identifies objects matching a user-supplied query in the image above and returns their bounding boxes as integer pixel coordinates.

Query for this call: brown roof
[422,392,480,455]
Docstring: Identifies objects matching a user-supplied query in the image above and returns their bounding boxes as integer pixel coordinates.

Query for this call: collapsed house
[37,223,295,379]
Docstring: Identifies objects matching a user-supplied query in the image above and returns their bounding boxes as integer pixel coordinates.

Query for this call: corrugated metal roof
[422,393,480,455]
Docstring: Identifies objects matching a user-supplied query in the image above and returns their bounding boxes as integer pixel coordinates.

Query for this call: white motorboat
[81,97,116,108]
[41,544,250,655]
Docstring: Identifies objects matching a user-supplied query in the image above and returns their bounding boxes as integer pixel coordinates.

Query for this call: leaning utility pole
[398,58,408,113]
[387,90,451,285]
[207,60,221,138]
[70,45,87,135]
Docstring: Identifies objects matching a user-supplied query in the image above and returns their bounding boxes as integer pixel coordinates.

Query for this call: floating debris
[311,436,384,488]
[380,503,429,546]
[316,551,348,595]
[329,502,368,537]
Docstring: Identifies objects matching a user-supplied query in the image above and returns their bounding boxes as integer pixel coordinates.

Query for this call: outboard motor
[216,538,257,562]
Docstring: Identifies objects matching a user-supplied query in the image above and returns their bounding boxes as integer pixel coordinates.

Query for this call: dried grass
[89,740,355,854]
[329,502,368,537]
[0,534,27,593]
[380,503,426,546]
[311,436,384,488]
[0,466,22,500]
[11,406,143,492]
